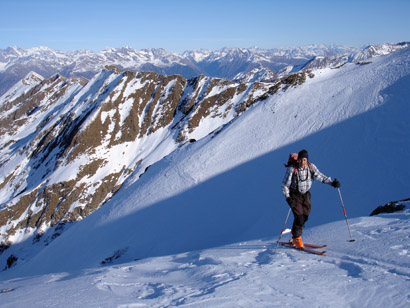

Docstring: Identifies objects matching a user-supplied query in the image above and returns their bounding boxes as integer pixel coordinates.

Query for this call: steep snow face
[1,47,408,279]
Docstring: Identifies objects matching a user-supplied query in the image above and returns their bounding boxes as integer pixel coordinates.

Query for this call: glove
[286,197,296,208]
[331,178,341,188]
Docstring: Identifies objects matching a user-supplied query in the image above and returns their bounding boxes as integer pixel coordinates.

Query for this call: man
[281,149,340,248]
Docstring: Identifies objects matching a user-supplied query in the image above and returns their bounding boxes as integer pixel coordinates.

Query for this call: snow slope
[0,47,409,307]
[1,210,409,307]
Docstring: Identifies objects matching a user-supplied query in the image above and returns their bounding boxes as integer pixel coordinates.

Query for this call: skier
[281,149,340,248]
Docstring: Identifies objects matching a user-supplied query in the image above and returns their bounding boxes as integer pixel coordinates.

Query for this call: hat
[298,149,309,160]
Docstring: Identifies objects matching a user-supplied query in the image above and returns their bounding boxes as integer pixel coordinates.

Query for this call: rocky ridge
[0,65,309,246]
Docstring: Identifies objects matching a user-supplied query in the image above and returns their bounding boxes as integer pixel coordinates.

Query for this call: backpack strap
[307,162,315,178]
[292,162,315,181]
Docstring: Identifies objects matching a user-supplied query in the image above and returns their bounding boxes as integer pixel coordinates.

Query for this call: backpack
[285,153,315,178]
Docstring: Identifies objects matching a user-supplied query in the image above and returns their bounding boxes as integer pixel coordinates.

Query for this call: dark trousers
[289,189,311,238]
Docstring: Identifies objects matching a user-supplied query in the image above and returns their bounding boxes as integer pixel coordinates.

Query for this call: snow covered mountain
[0,44,367,96]
[0,43,409,307]
[302,42,410,71]
[233,67,276,83]
[0,67,277,245]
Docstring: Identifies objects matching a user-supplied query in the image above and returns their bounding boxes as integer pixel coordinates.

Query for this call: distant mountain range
[2,43,407,97]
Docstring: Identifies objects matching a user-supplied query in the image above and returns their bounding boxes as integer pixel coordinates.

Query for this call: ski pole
[273,208,291,254]
[337,187,355,242]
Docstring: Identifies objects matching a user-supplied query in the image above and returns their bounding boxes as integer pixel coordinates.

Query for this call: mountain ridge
[3,43,407,97]
[0,65,284,246]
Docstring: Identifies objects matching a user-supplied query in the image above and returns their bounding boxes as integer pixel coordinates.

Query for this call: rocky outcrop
[370,198,409,216]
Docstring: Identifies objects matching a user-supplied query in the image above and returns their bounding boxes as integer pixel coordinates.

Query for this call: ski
[304,243,327,250]
[279,242,326,256]
[279,241,326,250]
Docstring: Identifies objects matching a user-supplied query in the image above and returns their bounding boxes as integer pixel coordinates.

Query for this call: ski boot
[292,236,304,248]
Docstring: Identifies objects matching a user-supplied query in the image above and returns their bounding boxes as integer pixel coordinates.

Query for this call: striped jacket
[282,162,332,198]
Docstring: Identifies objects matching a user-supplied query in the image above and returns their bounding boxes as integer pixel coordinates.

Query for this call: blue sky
[1,0,409,53]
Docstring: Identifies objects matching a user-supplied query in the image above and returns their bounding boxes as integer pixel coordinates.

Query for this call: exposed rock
[370,198,408,216]
[5,254,18,269]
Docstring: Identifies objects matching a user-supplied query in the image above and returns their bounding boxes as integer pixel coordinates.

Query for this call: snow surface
[1,211,409,307]
[1,47,410,307]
